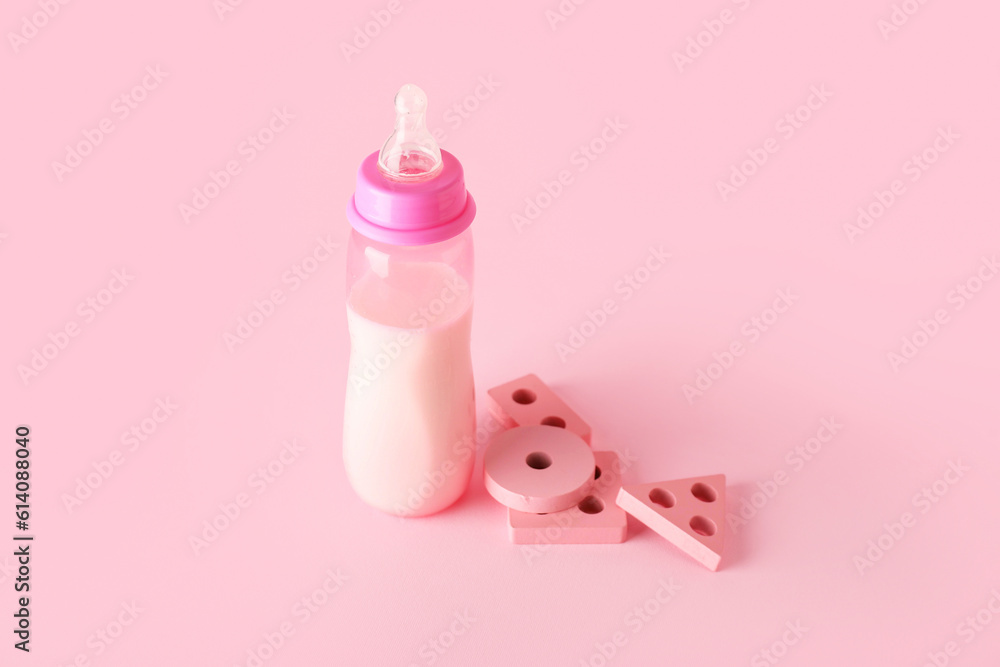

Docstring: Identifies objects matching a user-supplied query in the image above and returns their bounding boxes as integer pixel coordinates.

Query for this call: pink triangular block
[487,374,592,444]
[616,474,726,571]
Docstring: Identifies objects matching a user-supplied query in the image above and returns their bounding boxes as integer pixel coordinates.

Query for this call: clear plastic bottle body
[343,227,475,516]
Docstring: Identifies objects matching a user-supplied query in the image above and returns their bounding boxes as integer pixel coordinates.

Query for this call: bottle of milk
[343,84,477,517]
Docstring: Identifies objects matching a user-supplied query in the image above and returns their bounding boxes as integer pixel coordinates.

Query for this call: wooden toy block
[616,474,726,571]
[483,425,595,513]
[508,450,627,545]
[486,374,592,444]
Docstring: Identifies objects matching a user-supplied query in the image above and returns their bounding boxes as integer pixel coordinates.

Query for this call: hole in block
[691,482,717,503]
[525,452,552,470]
[649,488,676,508]
[690,515,717,536]
[594,466,602,480]
[512,389,536,405]
[540,416,566,428]
[578,496,604,514]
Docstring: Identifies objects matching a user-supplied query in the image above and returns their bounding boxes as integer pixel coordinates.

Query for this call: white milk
[343,261,475,516]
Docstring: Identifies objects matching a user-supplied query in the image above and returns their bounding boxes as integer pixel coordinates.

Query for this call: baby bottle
[343,84,477,517]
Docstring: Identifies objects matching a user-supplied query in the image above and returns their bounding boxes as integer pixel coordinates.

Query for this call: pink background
[3,0,1000,665]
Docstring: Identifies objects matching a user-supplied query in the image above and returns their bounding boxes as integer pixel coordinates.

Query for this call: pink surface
[509,450,627,545]
[617,474,728,571]
[3,0,1000,665]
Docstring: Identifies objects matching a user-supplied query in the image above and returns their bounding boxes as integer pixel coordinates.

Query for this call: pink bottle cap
[346,85,475,246]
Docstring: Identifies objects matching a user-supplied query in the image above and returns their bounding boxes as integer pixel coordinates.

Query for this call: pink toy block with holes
[487,374,592,444]
[483,426,595,514]
[508,450,627,545]
[616,474,726,571]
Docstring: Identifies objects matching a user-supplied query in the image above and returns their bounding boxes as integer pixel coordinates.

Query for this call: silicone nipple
[377,84,443,182]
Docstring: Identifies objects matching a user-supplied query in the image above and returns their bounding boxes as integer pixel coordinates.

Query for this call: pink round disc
[483,425,596,513]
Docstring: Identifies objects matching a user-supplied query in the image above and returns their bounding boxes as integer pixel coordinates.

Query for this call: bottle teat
[377,84,443,182]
